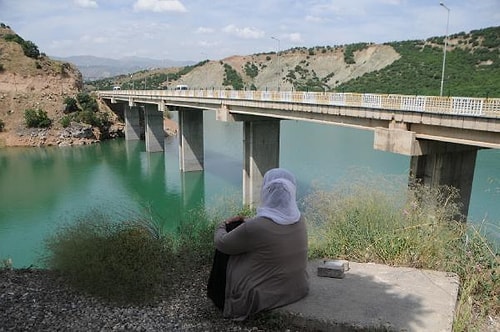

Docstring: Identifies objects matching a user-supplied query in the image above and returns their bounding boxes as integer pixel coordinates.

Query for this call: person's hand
[224,215,244,224]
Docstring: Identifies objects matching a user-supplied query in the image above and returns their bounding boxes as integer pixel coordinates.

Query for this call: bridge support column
[179,108,204,172]
[124,104,141,140]
[410,142,479,220]
[144,104,164,152]
[243,120,280,207]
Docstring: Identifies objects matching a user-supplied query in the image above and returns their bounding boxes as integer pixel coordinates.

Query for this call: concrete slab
[276,260,460,332]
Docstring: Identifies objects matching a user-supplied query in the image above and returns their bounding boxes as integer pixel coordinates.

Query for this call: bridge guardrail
[98,90,500,118]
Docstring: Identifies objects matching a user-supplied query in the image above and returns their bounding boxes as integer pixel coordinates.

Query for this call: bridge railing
[99,90,500,118]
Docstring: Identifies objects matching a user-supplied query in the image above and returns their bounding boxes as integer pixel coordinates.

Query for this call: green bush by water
[42,202,253,305]
[24,108,52,128]
[44,214,173,304]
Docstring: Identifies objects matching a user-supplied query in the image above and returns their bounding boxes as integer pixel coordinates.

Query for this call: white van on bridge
[175,84,189,90]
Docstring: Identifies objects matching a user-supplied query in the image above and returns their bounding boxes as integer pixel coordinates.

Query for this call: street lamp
[201,52,208,89]
[271,36,281,90]
[439,2,450,97]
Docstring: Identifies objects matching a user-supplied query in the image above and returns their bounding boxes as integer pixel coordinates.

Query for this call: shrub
[22,40,40,59]
[0,119,4,132]
[44,215,173,304]
[76,92,98,112]
[63,96,79,114]
[244,62,259,78]
[222,63,244,90]
[3,33,40,59]
[24,109,52,128]
[60,115,71,128]
[75,110,110,127]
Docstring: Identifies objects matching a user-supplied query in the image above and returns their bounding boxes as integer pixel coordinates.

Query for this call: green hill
[89,26,500,98]
[337,26,500,97]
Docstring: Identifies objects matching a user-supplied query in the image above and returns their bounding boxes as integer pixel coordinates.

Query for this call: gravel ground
[0,268,298,332]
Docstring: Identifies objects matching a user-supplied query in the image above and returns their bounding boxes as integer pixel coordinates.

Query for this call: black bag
[207,220,243,310]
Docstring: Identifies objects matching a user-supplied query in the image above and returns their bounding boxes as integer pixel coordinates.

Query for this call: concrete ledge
[275,260,460,332]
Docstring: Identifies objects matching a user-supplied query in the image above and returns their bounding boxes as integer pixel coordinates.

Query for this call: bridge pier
[124,104,141,141]
[375,126,481,219]
[410,142,479,220]
[243,120,281,207]
[179,108,205,171]
[144,104,165,152]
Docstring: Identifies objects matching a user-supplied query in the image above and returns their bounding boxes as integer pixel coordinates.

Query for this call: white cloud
[2,0,498,61]
[305,15,325,23]
[287,33,303,43]
[196,26,215,34]
[133,0,187,13]
[222,24,265,39]
[80,34,107,44]
[74,0,98,8]
[198,40,219,48]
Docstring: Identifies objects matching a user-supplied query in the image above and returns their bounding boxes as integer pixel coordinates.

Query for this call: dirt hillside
[0,25,128,147]
[166,44,400,90]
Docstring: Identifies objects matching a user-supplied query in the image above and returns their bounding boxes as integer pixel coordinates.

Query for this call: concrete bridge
[97,89,500,219]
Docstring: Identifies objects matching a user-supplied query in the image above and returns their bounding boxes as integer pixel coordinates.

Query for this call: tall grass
[304,176,499,331]
[44,212,173,304]
[43,199,252,305]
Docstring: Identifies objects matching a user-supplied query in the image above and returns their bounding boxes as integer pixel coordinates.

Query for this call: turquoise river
[1,111,499,267]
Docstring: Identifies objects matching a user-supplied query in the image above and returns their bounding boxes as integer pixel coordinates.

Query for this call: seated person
[208,168,309,321]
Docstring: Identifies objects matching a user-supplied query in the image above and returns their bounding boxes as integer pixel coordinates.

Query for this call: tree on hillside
[24,109,52,128]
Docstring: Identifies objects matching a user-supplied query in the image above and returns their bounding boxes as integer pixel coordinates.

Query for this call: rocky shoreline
[0,118,178,148]
[0,268,296,332]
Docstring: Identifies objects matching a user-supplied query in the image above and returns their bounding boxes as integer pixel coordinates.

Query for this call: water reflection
[181,171,205,208]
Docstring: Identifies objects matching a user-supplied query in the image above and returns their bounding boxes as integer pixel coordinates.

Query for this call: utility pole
[271,36,281,91]
[439,2,450,97]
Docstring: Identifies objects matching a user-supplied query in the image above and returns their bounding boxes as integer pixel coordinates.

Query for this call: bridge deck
[98,89,500,149]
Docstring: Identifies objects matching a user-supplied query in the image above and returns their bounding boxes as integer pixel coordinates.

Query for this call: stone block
[317,260,349,279]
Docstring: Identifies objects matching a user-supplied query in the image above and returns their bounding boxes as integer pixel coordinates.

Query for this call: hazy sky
[1,0,499,61]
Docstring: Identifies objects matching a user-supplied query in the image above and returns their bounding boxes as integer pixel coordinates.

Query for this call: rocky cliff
[0,25,123,147]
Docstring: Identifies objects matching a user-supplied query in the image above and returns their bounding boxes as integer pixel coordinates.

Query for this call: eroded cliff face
[0,26,124,147]
[166,44,401,91]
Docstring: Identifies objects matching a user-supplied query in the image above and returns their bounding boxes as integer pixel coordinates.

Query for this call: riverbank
[0,267,290,331]
[0,118,178,148]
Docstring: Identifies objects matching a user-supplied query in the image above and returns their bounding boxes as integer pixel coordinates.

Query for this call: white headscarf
[256,168,301,225]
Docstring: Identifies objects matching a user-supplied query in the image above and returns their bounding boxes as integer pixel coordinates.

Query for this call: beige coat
[214,216,309,320]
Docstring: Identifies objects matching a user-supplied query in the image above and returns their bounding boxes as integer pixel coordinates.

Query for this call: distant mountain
[51,55,194,81]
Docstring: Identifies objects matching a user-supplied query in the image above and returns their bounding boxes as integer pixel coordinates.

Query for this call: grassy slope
[337,26,500,97]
